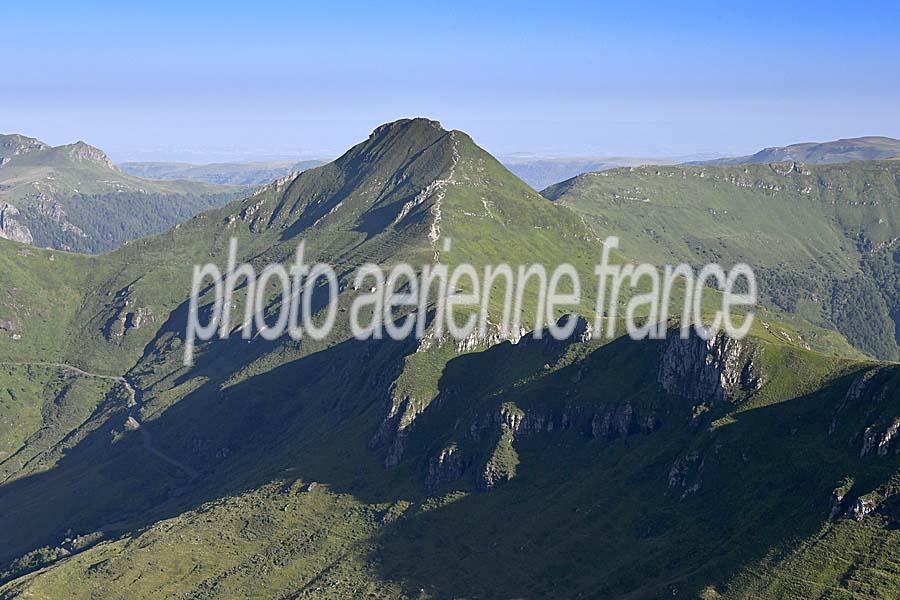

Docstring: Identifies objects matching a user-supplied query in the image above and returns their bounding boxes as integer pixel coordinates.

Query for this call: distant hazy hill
[119,159,327,186]
[689,136,900,166]
[0,134,247,253]
[501,156,678,190]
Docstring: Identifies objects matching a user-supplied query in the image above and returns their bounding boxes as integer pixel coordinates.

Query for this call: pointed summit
[222,117,459,242]
[214,116,596,273]
[0,134,49,165]
[60,141,118,170]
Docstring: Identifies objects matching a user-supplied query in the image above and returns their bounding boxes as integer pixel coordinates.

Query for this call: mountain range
[0,134,247,253]
[119,159,327,186]
[0,119,897,598]
[688,136,900,167]
[121,155,671,192]
[115,136,900,195]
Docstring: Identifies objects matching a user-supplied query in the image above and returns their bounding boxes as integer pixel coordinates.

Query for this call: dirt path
[0,361,198,481]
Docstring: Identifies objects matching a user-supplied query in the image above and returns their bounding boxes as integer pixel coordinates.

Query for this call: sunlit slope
[546,160,900,359]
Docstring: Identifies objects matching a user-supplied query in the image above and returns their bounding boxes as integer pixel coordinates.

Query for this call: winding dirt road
[0,361,198,481]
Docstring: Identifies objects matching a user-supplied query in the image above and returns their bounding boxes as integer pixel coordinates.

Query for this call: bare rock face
[426,445,466,489]
[415,322,528,353]
[657,329,760,405]
[591,403,636,438]
[0,203,34,244]
[859,417,900,457]
[34,200,87,239]
[0,134,48,162]
[849,495,880,521]
[66,141,117,170]
[837,368,900,457]
[125,307,152,330]
[102,286,154,341]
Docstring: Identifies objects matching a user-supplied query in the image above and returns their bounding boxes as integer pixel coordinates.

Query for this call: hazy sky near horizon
[3,0,899,162]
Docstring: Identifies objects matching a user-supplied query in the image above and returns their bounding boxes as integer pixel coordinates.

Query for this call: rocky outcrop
[833,367,900,457]
[859,417,900,457]
[0,134,48,163]
[0,317,22,340]
[426,444,465,489]
[829,479,854,519]
[34,200,87,238]
[667,452,704,499]
[424,397,662,491]
[844,368,884,404]
[415,322,528,353]
[849,494,880,521]
[0,203,34,244]
[102,286,154,341]
[467,398,657,444]
[380,317,594,471]
[657,329,761,405]
[65,141,117,170]
[125,307,152,330]
[106,306,153,339]
[589,403,660,439]
[416,315,591,354]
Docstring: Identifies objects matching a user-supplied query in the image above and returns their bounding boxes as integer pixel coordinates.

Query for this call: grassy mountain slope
[690,136,900,166]
[545,160,900,361]
[0,134,247,253]
[0,120,897,599]
[119,159,327,186]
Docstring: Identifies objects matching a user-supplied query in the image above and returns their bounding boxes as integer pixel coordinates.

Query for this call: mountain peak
[61,141,117,170]
[0,134,49,164]
[368,117,445,141]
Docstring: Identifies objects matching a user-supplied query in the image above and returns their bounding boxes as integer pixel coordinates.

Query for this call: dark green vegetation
[0,120,898,598]
[545,160,900,361]
[119,159,327,186]
[688,136,900,166]
[0,134,247,253]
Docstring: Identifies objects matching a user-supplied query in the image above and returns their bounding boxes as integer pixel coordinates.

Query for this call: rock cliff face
[0,134,48,164]
[426,444,466,489]
[829,367,900,459]
[64,142,117,170]
[419,397,657,492]
[101,286,154,341]
[376,325,771,493]
[657,329,761,405]
[0,203,33,244]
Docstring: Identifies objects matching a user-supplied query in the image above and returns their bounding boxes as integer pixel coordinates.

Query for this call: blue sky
[2,0,899,162]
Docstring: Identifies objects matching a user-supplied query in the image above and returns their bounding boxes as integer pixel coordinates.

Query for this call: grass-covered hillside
[0,134,247,253]
[545,160,900,361]
[0,120,898,599]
